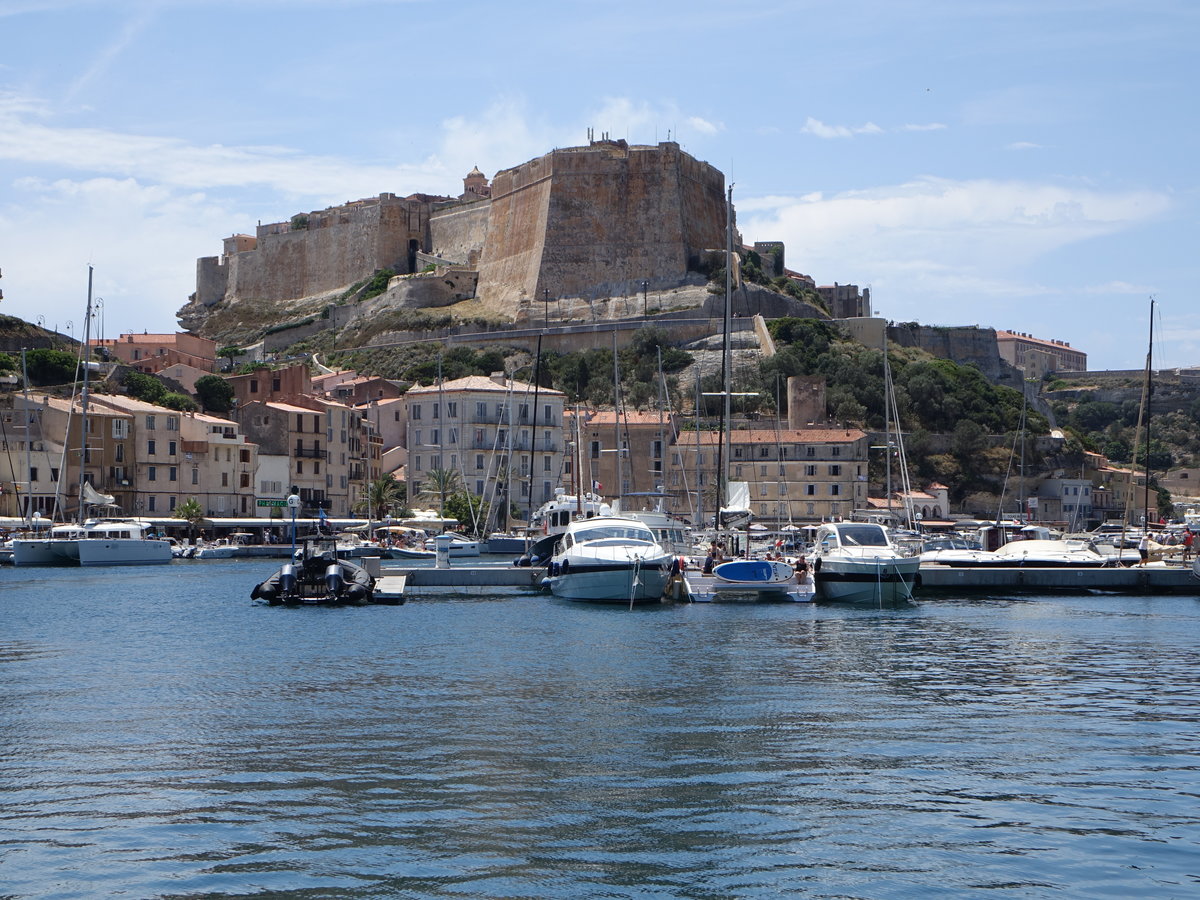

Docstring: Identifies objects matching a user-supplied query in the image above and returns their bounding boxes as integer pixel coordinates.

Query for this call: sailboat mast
[76,266,94,524]
[21,349,32,527]
[719,184,733,511]
[612,330,622,505]
[1143,298,1155,525]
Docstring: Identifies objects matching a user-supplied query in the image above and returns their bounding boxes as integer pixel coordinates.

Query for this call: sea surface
[1,560,1198,899]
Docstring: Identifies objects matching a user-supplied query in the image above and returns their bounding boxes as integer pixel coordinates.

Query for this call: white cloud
[740,177,1171,320]
[801,117,884,139]
[686,116,723,136]
[1007,141,1043,151]
[900,122,947,132]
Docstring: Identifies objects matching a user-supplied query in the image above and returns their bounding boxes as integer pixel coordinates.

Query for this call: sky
[0,0,1196,371]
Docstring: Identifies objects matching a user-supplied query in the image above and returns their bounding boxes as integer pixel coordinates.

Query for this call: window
[760,465,768,476]
[148,496,156,511]
[806,446,815,457]
[146,415,156,431]
[30,466,38,482]
[168,441,176,456]
[760,447,769,458]
[805,464,816,477]
[734,447,744,458]
[829,465,841,476]
[544,403,553,423]
[115,444,124,462]
[543,456,551,472]
[476,480,484,495]
[313,462,320,475]
[148,439,156,455]
[249,380,258,394]
[830,484,840,496]
[831,446,840,457]
[806,484,816,496]
[112,420,128,439]
[169,496,176,511]
[760,483,768,497]
[169,467,177,482]
[414,429,422,446]
[51,467,59,482]
[449,428,458,446]
[167,417,178,431]
[432,403,439,419]
[477,402,487,418]
[415,456,422,472]
[412,404,422,421]
[272,377,281,392]
[148,466,157,482]
[192,468,199,485]
[447,401,457,417]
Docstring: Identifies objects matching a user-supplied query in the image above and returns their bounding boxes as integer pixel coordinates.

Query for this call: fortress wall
[429,200,491,266]
[537,143,689,301]
[678,149,728,256]
[887,323,1003,381]
[226,196,424,303]
[475,153,554,311]
[195,256,228,308]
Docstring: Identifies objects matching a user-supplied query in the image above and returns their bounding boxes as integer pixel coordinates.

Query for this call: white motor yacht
[811,522,920,604]
[546,516,673,603]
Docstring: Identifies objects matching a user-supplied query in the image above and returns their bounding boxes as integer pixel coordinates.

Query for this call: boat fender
[560,559,569,573]
[813,557,822,573]
[670,556,686,575]
[548,561,559,577]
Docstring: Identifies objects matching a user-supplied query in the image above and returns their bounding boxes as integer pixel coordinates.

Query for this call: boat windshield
[834,525,890,547]
[573,525,655,544]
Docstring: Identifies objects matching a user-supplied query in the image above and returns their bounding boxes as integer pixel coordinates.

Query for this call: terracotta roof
[580,410,670,426]
[406,375,562,396]
[680,428,867,446]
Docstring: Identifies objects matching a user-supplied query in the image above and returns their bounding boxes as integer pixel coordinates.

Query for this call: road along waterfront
[2,560,1198,897]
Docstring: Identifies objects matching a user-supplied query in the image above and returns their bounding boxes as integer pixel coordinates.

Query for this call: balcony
[293,447,327,460]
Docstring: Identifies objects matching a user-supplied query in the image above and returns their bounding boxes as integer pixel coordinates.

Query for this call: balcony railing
[293,447,327,459]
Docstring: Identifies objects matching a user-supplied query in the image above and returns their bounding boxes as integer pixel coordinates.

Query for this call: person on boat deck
[1184,530,1194,560]
[1138,533,1150,564]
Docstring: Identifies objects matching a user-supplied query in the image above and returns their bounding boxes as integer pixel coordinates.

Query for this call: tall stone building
[186,139,730,325]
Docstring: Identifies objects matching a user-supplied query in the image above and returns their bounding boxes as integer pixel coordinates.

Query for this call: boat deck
[683,573,815,603]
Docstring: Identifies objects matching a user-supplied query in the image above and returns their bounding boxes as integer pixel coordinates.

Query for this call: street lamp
[287,489,301,555]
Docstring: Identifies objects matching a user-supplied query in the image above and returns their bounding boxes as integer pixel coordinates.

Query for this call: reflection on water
[1,564,1198,897]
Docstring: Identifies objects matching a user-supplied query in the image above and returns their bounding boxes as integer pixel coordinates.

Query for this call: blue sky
[0,0,1195,370]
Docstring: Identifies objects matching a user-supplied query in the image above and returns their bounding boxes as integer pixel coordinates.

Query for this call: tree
[161,392,199,412]
[421,468,462,515]
[217,346,242,371]
[173,497,206,542]
[195,375,234,413]
[363,475,404,520]
[125,370,167,404]
[25,348,78,386]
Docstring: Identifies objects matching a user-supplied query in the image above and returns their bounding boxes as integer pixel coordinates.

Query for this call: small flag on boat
[592,480,602,491]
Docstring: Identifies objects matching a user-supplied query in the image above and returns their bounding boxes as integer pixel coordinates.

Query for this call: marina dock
[919,563,1200,595]
[372,564,545,601]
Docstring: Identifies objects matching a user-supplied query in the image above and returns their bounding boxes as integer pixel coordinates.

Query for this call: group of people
[700,540,810,582]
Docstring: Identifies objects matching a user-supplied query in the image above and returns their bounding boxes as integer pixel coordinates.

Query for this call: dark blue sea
[1,560,1198,899]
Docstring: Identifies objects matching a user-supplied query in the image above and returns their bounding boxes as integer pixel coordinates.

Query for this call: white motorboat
[546,516,673,603]
[12,518,173,567]
[194,539,239,559]
[811,522,920,604]
[921,537,1116,568]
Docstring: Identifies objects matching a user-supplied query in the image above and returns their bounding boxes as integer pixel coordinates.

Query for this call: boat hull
[549,561,671,602]
[814,555,921,604]
[76,540,173,566]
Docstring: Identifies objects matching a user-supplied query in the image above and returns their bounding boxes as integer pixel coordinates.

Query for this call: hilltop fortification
[180,139,732,334]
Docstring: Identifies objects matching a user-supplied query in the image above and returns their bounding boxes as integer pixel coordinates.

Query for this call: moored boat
[546,516,672,603]
[811,521,920,605]
[12,518,173,567]
[250,538,383,605]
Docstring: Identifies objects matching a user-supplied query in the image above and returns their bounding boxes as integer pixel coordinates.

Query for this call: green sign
[257,499,288,508]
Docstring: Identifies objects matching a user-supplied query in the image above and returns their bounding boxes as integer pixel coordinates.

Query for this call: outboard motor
[325,563,345,596]
[279,563,297,595]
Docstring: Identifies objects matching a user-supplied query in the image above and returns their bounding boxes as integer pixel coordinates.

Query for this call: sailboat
[11,268,172,567]
[810,331,919,603]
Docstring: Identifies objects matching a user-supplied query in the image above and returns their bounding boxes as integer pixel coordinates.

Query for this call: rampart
[475,141,728,317]
[887,323,1004,381]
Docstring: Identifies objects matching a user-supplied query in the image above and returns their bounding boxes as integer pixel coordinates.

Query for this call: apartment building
[571,409,674,502]
[87,394,258,517]
[669,427,869,526]
[403,374,566,512]
[236,397,377,516]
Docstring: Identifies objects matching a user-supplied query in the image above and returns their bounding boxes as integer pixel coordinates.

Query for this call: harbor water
[2,561,1198,898]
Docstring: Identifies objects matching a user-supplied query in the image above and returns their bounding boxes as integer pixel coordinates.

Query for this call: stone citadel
[182,138,756,331]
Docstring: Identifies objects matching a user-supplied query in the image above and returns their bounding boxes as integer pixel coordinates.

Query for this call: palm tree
[421,468,461,516]
[173,497,206,543]
[363,475,404,520]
